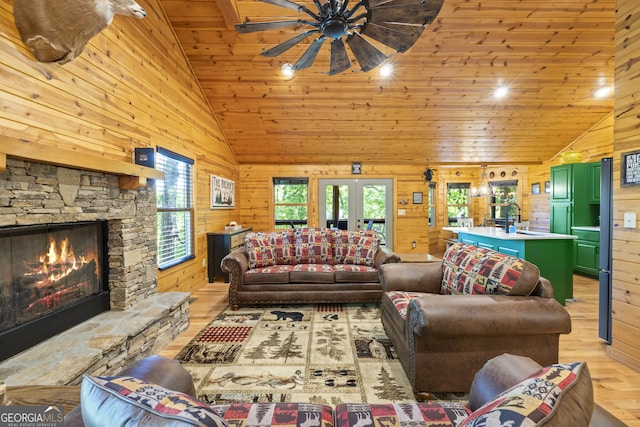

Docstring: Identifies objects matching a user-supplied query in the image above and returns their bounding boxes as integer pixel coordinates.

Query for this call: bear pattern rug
[175,303,415,406]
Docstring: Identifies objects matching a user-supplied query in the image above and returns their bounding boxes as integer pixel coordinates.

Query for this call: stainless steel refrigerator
[599,157,613,343]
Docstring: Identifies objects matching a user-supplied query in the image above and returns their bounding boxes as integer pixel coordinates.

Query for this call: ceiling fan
[235,0,444,75]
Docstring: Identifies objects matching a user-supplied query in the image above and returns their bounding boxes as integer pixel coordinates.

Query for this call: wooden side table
[397,253,441,263]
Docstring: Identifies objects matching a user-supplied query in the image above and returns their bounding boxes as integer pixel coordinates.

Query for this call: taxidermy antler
[13,0,146,64]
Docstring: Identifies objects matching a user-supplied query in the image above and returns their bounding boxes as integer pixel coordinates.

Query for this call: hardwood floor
[159,275,640,426]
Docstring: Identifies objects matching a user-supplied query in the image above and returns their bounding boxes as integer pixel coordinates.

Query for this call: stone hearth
[0,158,190,384]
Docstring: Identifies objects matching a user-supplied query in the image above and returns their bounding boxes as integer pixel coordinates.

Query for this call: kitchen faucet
[505,202,521,233]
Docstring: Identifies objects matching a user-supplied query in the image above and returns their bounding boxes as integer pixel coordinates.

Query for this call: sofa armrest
[407,294,572,337]
[221,250,250,308]
[374,246,401,268]
[64,356,196,427]
[379,262,443,293]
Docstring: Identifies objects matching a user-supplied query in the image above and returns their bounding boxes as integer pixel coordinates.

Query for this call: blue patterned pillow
[81,375,229,427]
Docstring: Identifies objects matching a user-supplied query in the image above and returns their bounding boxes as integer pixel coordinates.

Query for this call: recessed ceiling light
[494,86,509,99]
[594,86,612,98]
[281,63,295,77]
[379,63,393,78]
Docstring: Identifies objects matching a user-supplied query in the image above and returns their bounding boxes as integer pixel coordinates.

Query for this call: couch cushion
[334,264,379,282]
[244,265,292,284]
[344,235,380,267]
[290,263,335,283]
[334,402,472,427]
[441,243,540,296]
[269,229,296,265]
[294,228,334,264]
[208,403,334,427]
[459,362,593,427]
[333,230,380,264]
[81,375,229,427]
[244,235,276,268]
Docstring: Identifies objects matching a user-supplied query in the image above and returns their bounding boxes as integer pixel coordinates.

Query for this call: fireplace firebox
[0,221,109,361]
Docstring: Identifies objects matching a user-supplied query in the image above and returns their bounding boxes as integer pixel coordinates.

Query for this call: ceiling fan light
[281,63,295,77]
[379,63,393,77]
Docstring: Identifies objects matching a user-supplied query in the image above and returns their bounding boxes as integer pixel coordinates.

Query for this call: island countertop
[443,226,577,240]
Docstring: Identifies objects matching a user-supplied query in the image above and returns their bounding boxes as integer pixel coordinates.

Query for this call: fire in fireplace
[0,221,109,361]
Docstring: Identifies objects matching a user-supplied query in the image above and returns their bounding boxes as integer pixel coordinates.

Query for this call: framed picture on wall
[211,175,235,208]
[531,182,541,195]
[622,150,640,187]
[413,192,423,204]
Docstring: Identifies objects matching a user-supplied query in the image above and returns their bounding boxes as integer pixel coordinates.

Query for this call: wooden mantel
[0,136,163,189]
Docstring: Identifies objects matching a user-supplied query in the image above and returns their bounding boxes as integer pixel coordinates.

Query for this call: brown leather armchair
[379,249,572,398]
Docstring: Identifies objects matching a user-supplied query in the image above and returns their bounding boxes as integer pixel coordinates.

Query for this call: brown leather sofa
[66,354,625,426]
[379,243,572,397]
[221,228,400,310]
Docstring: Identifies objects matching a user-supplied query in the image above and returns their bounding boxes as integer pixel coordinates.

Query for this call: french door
[318,178,393,248]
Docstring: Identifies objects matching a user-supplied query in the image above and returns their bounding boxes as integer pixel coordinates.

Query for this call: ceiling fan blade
[360,22,424,52]
[261,31,317,57]
[293,37,326,70]
[368,0,444,26]
[346,33,387,72]
[329,39,351,75]
[235,20,305,34]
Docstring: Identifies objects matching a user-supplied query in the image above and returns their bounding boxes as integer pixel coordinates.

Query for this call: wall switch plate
[624,212,637,228]
[398,209,406,216]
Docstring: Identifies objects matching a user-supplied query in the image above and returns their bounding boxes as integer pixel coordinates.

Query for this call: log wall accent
[610,0,640,370]
[0,0,238,294]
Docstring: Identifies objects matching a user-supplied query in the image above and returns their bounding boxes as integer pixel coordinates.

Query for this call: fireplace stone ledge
[0,292,190,386]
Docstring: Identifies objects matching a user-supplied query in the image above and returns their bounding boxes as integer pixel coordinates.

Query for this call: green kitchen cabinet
[572,228,599,277]
[589,162,601,204]
[550,162,599,234]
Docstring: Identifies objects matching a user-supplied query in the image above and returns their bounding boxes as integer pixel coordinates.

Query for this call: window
[274,178,308,229]
[428,182,436,227]
[489,180,518,223]
[447,183,470,225]
[156,147,194,269]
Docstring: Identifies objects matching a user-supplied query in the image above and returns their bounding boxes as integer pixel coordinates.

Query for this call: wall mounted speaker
[134,148,155,168]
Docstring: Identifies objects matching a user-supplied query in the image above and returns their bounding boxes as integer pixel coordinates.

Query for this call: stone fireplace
[0,158,189,385]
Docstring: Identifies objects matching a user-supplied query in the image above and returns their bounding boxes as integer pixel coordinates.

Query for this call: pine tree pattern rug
[175,303,416,406]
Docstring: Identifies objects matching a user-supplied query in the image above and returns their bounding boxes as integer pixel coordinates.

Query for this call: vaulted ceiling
[159,0,615,165]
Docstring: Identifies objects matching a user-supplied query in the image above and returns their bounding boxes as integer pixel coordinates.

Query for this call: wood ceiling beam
[215,0,241,29]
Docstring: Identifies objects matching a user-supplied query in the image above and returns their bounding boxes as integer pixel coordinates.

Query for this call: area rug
[175,303,415,406]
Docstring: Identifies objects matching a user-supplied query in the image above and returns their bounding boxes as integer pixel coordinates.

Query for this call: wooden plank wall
[527,113,615,232]
[238,164,533,256]
[0,0,238,294]
[610,0,640,370]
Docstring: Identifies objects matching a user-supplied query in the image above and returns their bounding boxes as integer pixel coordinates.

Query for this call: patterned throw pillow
[333,230,379,264]
[344,235,379,267]
[459,362,593,427]
[441,243,539,296]
[268,229,295,265]
[334,402,471,427]
[294,228,333,264]
[208,402,334,427]
[81,375,229,427]
[244,235,276,268]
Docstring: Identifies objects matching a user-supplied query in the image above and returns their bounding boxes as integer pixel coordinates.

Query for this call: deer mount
[13,0,146,64]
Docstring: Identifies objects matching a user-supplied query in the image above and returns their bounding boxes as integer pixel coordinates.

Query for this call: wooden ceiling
[159,0,615,165]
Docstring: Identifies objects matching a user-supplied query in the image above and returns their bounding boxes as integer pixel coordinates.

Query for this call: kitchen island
[443,227,577,305]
